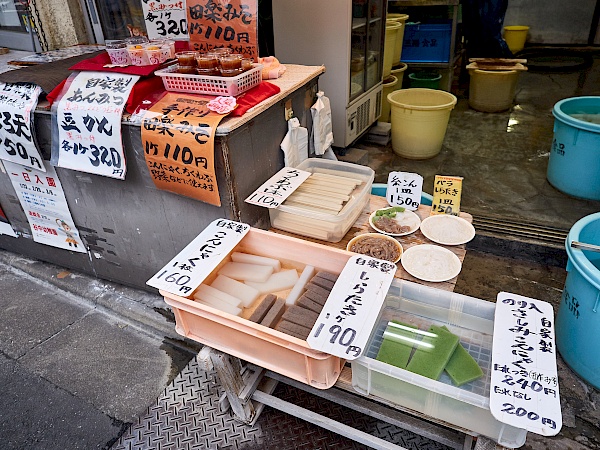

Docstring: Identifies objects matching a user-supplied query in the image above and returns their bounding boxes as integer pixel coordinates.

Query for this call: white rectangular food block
[231,252,282,271]
[211,274,260,307]
[245,269,299,295]
[194,284,242,308]
[218,261,274,282]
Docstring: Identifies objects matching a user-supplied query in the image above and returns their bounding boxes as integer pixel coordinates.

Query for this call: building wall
[504,0,597,45]
[33,0,89,50]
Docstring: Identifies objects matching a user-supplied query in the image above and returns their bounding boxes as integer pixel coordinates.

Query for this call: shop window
[0,0,31,33]
[94,0,147,40]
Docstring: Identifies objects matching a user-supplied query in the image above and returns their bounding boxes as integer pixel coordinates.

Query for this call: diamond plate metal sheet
[113,356,453,450]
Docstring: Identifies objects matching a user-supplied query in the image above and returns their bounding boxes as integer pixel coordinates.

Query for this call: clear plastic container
[351,280,528,448]
[269,159,374,243]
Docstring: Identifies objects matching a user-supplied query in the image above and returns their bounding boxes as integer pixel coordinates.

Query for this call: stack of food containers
[269,159,374,243]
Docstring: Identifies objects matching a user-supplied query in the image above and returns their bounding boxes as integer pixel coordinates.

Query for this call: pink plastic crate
[154,63,262,96]
[161,228,353,389]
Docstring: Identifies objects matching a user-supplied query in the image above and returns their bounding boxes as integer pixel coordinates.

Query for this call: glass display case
[273,0,386,148]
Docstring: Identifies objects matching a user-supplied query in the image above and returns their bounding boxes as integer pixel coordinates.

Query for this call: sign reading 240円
[51,72,139,180]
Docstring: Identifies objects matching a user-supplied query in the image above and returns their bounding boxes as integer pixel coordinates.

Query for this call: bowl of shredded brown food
[346,233,403,263]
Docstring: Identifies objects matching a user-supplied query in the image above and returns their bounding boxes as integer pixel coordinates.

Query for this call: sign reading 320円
[52,72,139,180]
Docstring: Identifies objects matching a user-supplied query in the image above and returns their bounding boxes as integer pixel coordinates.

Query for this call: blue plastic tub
[547,96,600,200]
[556,212,600,389]
[371,183,433,206]
[401,22,452,63]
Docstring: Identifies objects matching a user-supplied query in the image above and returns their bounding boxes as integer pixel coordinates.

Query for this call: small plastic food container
[351,280,528,448]
[268,159,374,243]
[176,51,198,67]
[145,45,164,65]
[105,40,131,65]
[127,45,149,66]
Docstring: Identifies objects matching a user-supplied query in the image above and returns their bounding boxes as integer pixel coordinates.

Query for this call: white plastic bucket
[387,13,409,65]
[380,75,399,123]
[388,88,457,159]
[468,69,519,112]
[384,21,402,78]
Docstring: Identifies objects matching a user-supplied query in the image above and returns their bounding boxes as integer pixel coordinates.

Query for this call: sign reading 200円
[51,72,139,180]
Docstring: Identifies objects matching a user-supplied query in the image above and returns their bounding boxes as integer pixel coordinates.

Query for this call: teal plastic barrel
[556,212,600,389]
[547,96,600,200]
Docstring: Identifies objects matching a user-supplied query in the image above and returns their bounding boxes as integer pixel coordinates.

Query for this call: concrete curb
[0,249,191,346]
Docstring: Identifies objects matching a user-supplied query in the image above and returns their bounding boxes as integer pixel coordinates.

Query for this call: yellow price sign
[431,175,463,216]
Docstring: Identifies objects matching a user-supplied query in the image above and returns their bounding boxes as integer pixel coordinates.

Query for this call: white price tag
[245,167,311,208]
[142,0,188,40]
[490,292,562,436]
[307,255,395,360]
[386,171,423,211]
[147,219,250,296]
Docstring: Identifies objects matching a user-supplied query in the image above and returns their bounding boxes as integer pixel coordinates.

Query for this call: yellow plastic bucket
[387,13,409,65]
[503,25,529,53]
[391,63,408,88]
[469,69,519,112]
[380,75,399,123]
[384,21,402,77]
[388,88,457,159]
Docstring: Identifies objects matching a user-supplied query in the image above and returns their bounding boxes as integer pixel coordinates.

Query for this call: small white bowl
[346,233,403,263]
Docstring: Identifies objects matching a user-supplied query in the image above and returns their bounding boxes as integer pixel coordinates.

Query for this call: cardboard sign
[386,171,423,211]
[4,160,85,252]
[52,72,139,180]
[187,0,259,60]
[142,0,188,39]
[431,175,463,216]
[245,167,311,208]
[141,93,226,206]
[307,255,396,360]
[490,293,562,436]
[0,203,16,237]
[0,82,45,171]
[147,218,250,295]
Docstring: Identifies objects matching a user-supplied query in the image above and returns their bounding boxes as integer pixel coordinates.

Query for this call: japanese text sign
[490,293,562,436]
[147,218,250,295]
[0,82,45,171]
[307,255,395,359]
[4,160,86,252]
[0,203,16,237]
[142,0,188,39]
[386,171,423,211]
[52,72,139,180]
[245,167,311,208]
[431,175,462,216]
[187,0,258,60]
[141,93,225,206]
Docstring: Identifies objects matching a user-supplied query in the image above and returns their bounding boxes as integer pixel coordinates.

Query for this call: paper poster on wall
[51,72,139,180]
[187,0,259,59]
[142,0,188,39]
[0,203,16,237]
[141,93,226,206]
[4,160,86,252]
[0,82,45,171]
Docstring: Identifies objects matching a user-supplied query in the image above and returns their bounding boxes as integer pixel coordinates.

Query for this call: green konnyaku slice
[405,325,459,380]
[375,321,418,369]
[442,325,484,386]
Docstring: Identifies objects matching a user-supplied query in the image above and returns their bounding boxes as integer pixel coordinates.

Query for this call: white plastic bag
[310,91,334,156]
[280,117,308,168]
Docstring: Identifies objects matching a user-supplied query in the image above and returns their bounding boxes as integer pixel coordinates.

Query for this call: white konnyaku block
[211,274,260,307]
[245,269,299,295]
[218,261,274,282]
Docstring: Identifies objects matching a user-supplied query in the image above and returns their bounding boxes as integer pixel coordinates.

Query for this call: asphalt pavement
[0,249,199,449]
